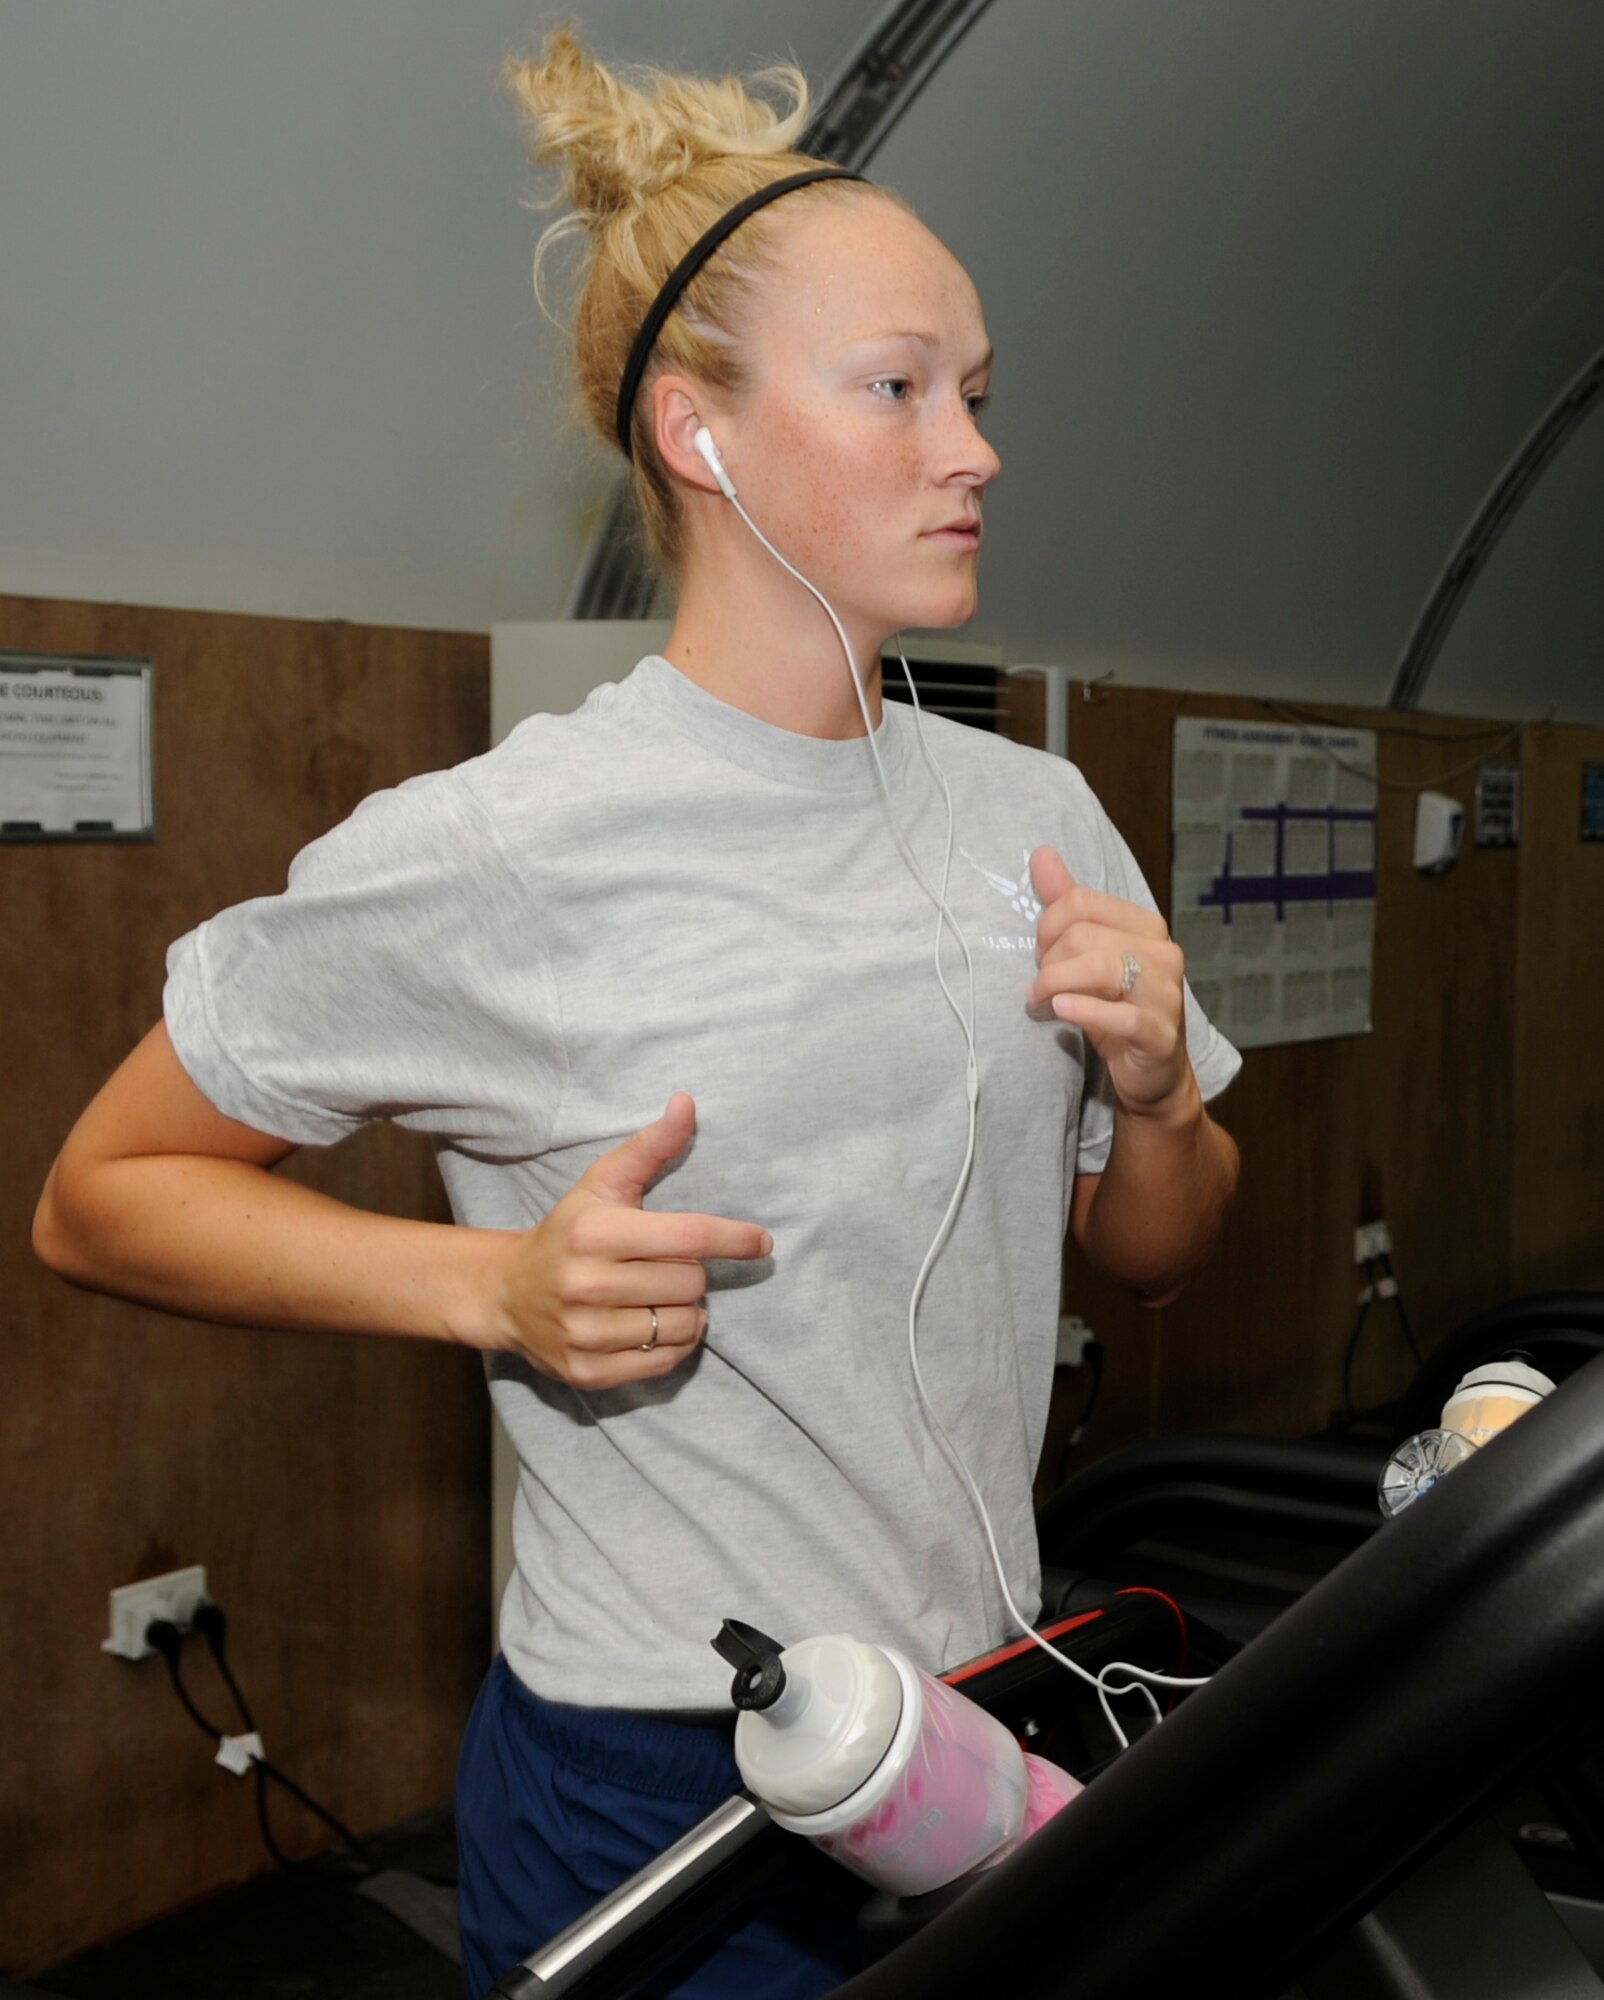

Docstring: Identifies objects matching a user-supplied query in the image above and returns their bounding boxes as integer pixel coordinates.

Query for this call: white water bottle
[1379,1353,1556,1516]
[1439,1356,1555,1446]
[712,1621,1080,1899]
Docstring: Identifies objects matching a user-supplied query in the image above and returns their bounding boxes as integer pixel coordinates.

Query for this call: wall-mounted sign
[0,653,154,841]
[1474,760,1521,848]
[1582,763,1604,844]
[1171,717,1377,1049]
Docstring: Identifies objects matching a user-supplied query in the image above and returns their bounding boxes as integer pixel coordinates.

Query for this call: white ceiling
[886,0,1604,721]
[0,1,871,632]
[3,2,1600,721]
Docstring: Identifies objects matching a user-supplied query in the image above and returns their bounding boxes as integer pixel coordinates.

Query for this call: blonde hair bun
[503,27,810,233]
[503,26,893,567]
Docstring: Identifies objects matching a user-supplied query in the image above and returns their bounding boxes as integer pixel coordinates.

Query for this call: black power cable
[186,1602,294,1872]
[145,1610,371,1872]
[147,1618,227,1741]
[1340,1278,1374,1421]
[192,1601,257,1730]
[1380,1251,1424,1371]
[1055,1339,1106,1488]
[1342,1252,1424,1418]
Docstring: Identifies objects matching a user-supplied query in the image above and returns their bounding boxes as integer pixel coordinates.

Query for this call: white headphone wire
[719,476,1210,1751]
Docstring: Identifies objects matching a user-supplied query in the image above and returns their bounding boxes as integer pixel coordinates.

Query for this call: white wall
[0,1,871,633]
[4,2,1600,722]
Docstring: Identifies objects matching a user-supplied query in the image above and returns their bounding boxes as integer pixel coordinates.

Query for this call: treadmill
[483,1304,1604,1999]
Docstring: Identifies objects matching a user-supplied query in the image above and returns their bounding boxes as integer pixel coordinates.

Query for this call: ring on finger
[640,1308,660,1353]
[1121,950,1142,994]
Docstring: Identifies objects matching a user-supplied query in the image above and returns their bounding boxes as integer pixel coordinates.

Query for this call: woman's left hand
[1026,845,1194,1117]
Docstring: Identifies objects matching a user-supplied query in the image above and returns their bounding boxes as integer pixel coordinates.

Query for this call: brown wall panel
[8,608,1597,1966]
[1039,685,1529,1490]
[1,595,490,1976]
[1514,724,1604,1289]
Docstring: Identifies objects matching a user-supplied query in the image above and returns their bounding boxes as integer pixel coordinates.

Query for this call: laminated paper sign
[0,655,154,839]
[1170,717,1377,1050]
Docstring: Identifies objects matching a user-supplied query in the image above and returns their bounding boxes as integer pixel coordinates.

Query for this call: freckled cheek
[763,415,919,570]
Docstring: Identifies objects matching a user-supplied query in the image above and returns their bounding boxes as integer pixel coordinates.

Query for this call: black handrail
[832,1353,1604,1997]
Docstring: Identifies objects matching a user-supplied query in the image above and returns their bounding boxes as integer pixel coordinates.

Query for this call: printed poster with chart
[1170,717,1377,1050]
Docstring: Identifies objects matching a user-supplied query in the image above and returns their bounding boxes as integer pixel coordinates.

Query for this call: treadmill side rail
[481,1793,783,2000]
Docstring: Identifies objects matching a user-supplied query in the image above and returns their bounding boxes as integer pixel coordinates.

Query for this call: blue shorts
[455,1655,863,1999]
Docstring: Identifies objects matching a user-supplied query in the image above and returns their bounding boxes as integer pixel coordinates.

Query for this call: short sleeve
[1069,778,1241,1178]
[163,768,566,1153]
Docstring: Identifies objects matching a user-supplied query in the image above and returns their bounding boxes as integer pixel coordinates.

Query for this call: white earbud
[692,423,739,502]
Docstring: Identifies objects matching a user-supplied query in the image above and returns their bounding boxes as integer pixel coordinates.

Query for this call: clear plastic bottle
[1377,1427,1475,1517]
[1377,1353,1556,1516]
[712,1622,1081,1898]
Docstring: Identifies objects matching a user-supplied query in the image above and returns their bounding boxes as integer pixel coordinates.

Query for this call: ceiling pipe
[1387,337,1604,709]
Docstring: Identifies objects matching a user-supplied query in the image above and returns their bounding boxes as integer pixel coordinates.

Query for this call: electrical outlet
[103,1564,209,1661]
[1056,1315,1094,1368]
[1354,1221,1393,1264]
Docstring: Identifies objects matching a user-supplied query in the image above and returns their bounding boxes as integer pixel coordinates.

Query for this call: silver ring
[640,1308,660,1353]
[1121,951,1142,994]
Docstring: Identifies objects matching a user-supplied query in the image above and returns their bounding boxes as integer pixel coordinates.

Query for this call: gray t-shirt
[165,655,1240,1708]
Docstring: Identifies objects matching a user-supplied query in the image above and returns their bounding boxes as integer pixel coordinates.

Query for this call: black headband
[613,166,866,458]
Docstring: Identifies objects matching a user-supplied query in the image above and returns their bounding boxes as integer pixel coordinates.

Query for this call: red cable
[941,1607,1106,1686]
[1115,1585,1190,1710]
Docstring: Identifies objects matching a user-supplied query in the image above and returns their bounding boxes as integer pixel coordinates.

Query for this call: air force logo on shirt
[960,847,1041,950]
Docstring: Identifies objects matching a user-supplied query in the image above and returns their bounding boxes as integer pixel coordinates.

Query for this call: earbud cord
[721,490,978,1062]
[720,481,1207,1750]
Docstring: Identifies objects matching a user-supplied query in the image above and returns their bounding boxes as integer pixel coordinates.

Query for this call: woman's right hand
[486,1092,771,1390]
[35,1032,769,1376]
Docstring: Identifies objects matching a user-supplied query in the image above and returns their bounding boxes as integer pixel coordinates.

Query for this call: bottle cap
[731,1634,903,1817]
[711,1619,789,1711]
[1446,1359,1555,1403]
[1378,1427,1476,1516]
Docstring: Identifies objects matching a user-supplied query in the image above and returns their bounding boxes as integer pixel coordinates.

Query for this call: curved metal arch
[1387,336,1604,709]
[564,0,1000,621]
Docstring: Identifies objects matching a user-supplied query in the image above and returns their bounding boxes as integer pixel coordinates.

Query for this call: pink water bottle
[712,1621,1081,1899]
